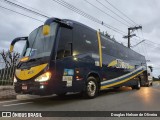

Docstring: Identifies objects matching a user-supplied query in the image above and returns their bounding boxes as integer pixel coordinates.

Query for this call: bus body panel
[13,18,147,96]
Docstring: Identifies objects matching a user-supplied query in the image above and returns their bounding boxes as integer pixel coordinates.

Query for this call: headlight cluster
[35,72,51,82]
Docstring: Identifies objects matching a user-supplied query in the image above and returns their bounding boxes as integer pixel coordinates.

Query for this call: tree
[158,75,160,80]
[105,31,111,38]
[0,50,20,68]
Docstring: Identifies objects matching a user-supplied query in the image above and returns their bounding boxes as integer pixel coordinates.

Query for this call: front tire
[132,80,141,90]
[83,77,98,99]
[146,83,150,87]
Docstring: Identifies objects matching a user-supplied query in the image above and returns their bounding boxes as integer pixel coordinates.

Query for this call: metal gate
[0,62,16,100]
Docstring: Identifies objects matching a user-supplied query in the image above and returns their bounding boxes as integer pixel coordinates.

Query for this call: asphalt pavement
[0,82,160,119]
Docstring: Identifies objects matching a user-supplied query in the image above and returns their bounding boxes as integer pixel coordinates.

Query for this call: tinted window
[116,44,125,59]
[57,27,72,59]
[101,36,111,55]
[121,46,129,60]
[101,35,118,57]
[73,24,98,55]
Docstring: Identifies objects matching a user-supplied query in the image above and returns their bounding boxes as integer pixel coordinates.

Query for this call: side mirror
[42,25,50,36]
[10,37,28,53]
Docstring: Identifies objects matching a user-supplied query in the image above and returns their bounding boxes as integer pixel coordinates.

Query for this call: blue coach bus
[10,18,148,98]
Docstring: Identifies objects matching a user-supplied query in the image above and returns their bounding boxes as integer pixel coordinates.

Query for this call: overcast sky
[0,0,160,77]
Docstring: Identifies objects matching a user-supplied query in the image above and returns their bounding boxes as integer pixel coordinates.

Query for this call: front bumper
[14,82,52,95]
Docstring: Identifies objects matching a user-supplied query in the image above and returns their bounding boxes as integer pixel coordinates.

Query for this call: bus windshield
[22,22,58,59]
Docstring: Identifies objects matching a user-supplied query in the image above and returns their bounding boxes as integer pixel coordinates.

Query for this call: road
[0,82,160,118]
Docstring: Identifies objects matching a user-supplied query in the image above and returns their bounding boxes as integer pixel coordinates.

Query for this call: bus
[10,18,148,99]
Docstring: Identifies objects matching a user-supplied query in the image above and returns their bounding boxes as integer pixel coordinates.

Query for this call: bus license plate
[62,76,73,81]
[22,86,27,90]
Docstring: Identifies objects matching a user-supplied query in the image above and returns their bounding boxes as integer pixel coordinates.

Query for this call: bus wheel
[132,80,141,90]
[83,77,98,99]
[146,83,150,87]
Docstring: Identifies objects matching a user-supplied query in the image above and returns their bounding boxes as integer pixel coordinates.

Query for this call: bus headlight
[35,72,51,82]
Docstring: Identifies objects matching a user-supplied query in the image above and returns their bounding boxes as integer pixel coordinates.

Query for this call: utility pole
[123,26,142,48]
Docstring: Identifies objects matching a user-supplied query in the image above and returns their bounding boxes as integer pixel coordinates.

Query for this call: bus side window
[56,27,72,59]
[64,43,72,57]
[73,24,99,55]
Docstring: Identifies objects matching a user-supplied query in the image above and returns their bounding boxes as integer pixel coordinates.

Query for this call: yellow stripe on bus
[16,63,48,80]
[100,70,144,90]
[97,31,102,67]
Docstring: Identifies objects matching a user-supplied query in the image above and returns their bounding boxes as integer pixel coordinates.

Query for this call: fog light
[40,85,44,89]
[14,76,17,83]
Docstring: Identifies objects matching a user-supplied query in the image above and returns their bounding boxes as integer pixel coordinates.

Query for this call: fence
[0,66,16,85]
[0,62,16,100]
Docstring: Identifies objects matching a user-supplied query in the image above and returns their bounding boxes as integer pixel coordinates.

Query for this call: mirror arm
[11,37,28,46]
[10,37,28,52]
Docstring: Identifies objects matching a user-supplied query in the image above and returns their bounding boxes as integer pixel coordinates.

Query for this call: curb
[0,86,16,100]
[16,95,42,100]
[0,86,14,90]
[16,94,55,100]
[0,95,16,100]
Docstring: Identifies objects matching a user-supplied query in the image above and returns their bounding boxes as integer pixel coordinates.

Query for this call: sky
[0,0,160,77]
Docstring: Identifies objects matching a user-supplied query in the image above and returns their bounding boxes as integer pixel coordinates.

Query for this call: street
[0,82,160,112]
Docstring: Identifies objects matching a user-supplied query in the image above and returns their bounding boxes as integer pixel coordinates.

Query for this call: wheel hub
[87,81,96,97]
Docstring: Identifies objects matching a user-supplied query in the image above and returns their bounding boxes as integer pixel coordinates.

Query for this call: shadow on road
[24,87,134,107]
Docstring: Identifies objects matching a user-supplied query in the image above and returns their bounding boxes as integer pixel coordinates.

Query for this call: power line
[136,30,148,59]
[146,40,160,47]
[12,0,51,17]
[140,29,151,61]
[131,39,145,48]
[136,36,160,47]
[123,26,142,48]
[133,32,160,48]
[104,0,138,25]
[1,0,49,18]
[0,5,44,22]
[52,0,126,35]
[132,38,150,58]
[84,0,129,27]
[144,42,160,48]
[54,0,102,23]
[133,38,160,50]
[2,0,127,35]
[96,0,134,26]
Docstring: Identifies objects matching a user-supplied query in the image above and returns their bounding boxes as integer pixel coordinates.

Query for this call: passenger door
[55,27,74,90]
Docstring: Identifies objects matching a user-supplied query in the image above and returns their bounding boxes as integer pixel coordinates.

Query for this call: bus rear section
[11,18,147,99]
